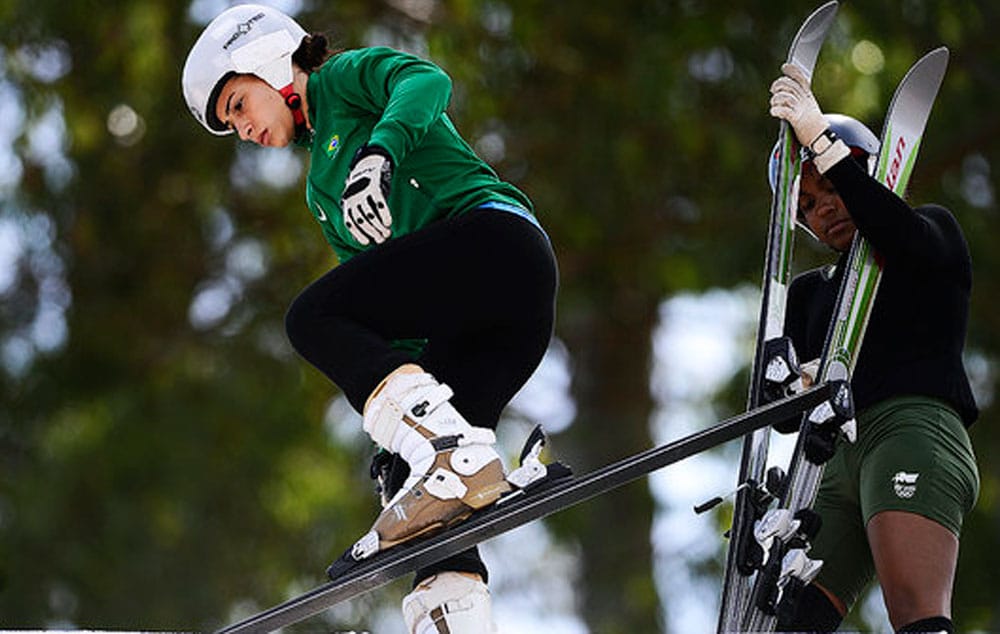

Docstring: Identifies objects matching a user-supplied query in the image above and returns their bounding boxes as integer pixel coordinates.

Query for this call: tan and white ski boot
[349,368,512,561]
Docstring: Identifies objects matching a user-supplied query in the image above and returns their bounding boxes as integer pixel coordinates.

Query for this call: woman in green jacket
[183,6,557,633]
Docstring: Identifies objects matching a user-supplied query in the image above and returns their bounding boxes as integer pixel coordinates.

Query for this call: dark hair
[292,33,335,72]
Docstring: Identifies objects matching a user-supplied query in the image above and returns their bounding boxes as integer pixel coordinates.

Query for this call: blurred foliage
[1,0,998,632]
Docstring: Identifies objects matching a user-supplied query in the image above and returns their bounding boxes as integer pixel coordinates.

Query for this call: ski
[743,47,951,631]
[716,3,839,632]
[214,383,840,634]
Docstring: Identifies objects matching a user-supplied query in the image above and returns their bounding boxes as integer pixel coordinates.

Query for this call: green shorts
[808,395,980,608]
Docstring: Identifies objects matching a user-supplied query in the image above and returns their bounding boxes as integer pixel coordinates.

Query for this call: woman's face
[215,74,295,147]
[799,164,856,252]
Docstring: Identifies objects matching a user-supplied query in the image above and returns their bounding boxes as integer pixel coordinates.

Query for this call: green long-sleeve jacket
[304,46,534,263]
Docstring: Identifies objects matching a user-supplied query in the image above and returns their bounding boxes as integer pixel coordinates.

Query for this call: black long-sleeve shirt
[784,157,978,425]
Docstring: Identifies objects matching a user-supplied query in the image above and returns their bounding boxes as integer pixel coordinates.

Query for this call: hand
[769,62,828,148]
[799,358,820,388]
[341,145,394,245]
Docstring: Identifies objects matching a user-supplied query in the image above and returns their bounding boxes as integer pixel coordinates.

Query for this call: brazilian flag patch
[325,134,340,157]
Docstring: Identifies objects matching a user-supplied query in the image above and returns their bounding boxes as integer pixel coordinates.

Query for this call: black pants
[285,209,558,582]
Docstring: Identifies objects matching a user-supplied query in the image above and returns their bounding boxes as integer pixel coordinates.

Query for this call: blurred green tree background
[1,1,997,632]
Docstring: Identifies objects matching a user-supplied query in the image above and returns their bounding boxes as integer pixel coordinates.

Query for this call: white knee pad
[402,572,497,634]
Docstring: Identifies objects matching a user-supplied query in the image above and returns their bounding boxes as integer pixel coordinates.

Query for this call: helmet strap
[279,84,310,141]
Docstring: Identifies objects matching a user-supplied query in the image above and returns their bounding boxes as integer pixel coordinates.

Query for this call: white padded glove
[769,63,849,173]
[769,63,828,147]
[341,145,393,245]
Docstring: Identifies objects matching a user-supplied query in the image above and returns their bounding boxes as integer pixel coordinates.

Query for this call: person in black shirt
[768,63,980,634]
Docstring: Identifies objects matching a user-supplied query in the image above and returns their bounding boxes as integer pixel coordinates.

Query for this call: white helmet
[768,113,880,192]
[182,4,307,135]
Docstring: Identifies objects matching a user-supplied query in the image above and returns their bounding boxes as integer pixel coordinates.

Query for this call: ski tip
[786,1,840,80]
[810,1,839,26]
[804,0,838,21]
[926,46,950,70]
[910,46,950,77]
